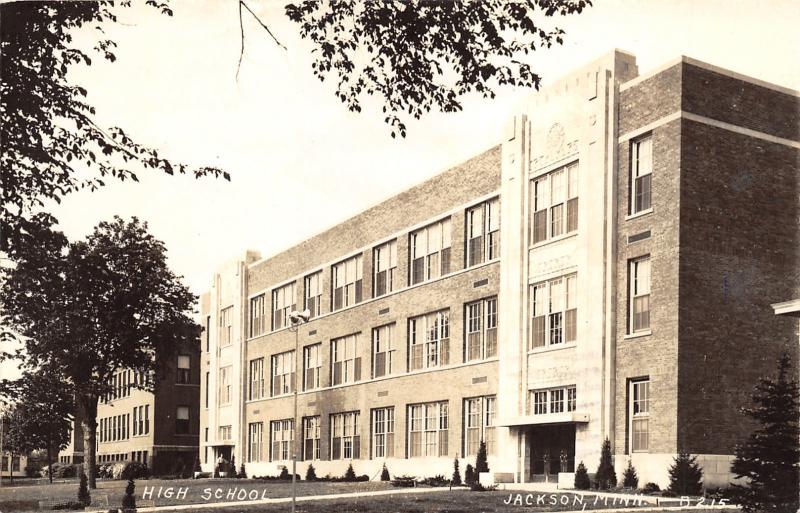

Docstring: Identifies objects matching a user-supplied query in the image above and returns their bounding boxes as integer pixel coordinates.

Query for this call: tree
[380,463,390,482]
[122,478,136,511]
[594,437,616,490]
[464,463,476,486]
[622,460,639,489]
[0,1,227,255]
[731,354,799,513]
[475,440,489,474]
[0,369,75,483]
[78,471,91,507]
[452,458,461,486]
[0,408,27,483]
[283,0,591,138]
[344,463,356,482]
[238,462,247,479]
[574,461,590,490]
[0,216,199,488]
[305,463,317,481]
[667,453,703,496]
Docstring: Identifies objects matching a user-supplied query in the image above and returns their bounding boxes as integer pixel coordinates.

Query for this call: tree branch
[237,0,287,80]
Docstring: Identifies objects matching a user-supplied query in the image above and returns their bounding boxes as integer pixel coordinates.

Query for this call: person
[216,454,227,475]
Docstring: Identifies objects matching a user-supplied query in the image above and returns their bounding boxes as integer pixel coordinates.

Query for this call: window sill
[625,208,653,221]
[528,342,577,355]
[528,231,578,251]
[624,330,652,340]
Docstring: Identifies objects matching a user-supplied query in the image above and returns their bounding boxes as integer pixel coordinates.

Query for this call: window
[303,344,322,390]
[177,355,191,384]
[409,310,450,371]
[629,257,651,333]
[205,371,209,408]
[132,408,137,436]
[410,218,452,285]
[219,366,232,405]
[530,386,577,415]
[272,282,297,331]
[466,198,500,266]
[205,315,210,352]
[630,136,652,214]
[464,396,496,456]
[373,240,397,297]
[249,358,265,400]
[465,297,498,361]
[303,416,321,460]
[331,334,361,386]
[143,405,150,435]
[330,412,360,460]
[219,306,233,346]
[371,407,395,458]
[531,162,579,244]
[630,379,650,452]
[530,274,577,348]
[408,401,448,457]
[219,425,232,441]
[250,294,266,337]
[332,255,363,311]
[372,324,395,378]
[304,272,323,318]
[248,422,263,462]
[271,351,295,396]
[176,406,190,434]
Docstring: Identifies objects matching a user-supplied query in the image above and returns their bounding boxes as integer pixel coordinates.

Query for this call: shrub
[661,489,678,498]
[422,475,449,487]
[25,465,39,477]
[390,475,417,487]
[380,463,390,481]
[193,458,201,475]
[622,460,639,489]
[668,452,703,496]
[464,463,476,486]
[305,464,317,481]
[121,478,136,511]
[343,463,357,482]
[120,461,149,481]
[52,501,86,510]
[470,482,497,492]
[574,461,591,490]
[356,474,370,482]
[642,482,661,494]
[78,471,91,507]
[42,463,78,479]
[451,458,461,486]
[594,437,617,490]
[279,467,290,480]
[475,440,489,474]
[238,463,247,479]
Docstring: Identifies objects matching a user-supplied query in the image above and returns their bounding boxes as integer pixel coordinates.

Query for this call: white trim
[771,299,800,316]
[620,55,799,97]
[682,111,800,149]
[625,208,653,221]
[618,111,681,143]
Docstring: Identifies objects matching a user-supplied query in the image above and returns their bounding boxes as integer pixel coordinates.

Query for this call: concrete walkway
[86,485,453,513]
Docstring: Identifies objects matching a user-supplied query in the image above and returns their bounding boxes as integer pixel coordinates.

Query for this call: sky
[1,0,798,381]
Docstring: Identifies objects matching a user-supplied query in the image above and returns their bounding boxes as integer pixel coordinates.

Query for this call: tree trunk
[78,395,98,489]
[9,451,13,483]
[47,441,53,483]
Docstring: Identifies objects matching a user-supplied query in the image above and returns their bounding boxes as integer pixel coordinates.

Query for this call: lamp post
[288,309,310,513]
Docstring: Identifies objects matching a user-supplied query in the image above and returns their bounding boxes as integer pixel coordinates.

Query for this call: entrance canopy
[495,412,589,427]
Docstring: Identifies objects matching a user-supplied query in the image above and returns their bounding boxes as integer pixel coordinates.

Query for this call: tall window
[529,386,577,415]
[205,316,210,351]
[177,355,191,384]
[248,422,263,462]
[303,343,322,390]
[372,324,395,378]
[249,358,265,400]
[250,294,266,337]
[270,420,293,461]
[530,274,577,348]
[304,272,323,318]
[205,371,209,408]
[408,401,448,457]
[629,256,651,333]
[330,412,360,460]
[531,162,579,244]
[303,416,321,460]
[410,218,452,285]
[466,198,500,267]
[630,379,650,452]
[464,396,496,456]
[219,306,233,346]
[373,240,397,297]
[219,425,232,440]
[175,406,190,434]
[271,351,295,396]
[331,334,361,385]
[144,405,150,435]
[371,407,395,458]
[332,254,363,310]
[132,408,137,436]
[409,310,450,371]
[465,297,498,361]
[219,366,232,405]
[272,282,296,330]
[630,136,652,214]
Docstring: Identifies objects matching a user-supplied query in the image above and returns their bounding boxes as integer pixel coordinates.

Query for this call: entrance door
[529,424,576,476]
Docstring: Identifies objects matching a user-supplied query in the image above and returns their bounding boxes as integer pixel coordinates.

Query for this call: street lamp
[288,309,310,513]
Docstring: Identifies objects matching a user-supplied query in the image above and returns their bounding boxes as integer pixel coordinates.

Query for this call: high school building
[199,50,799,487]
